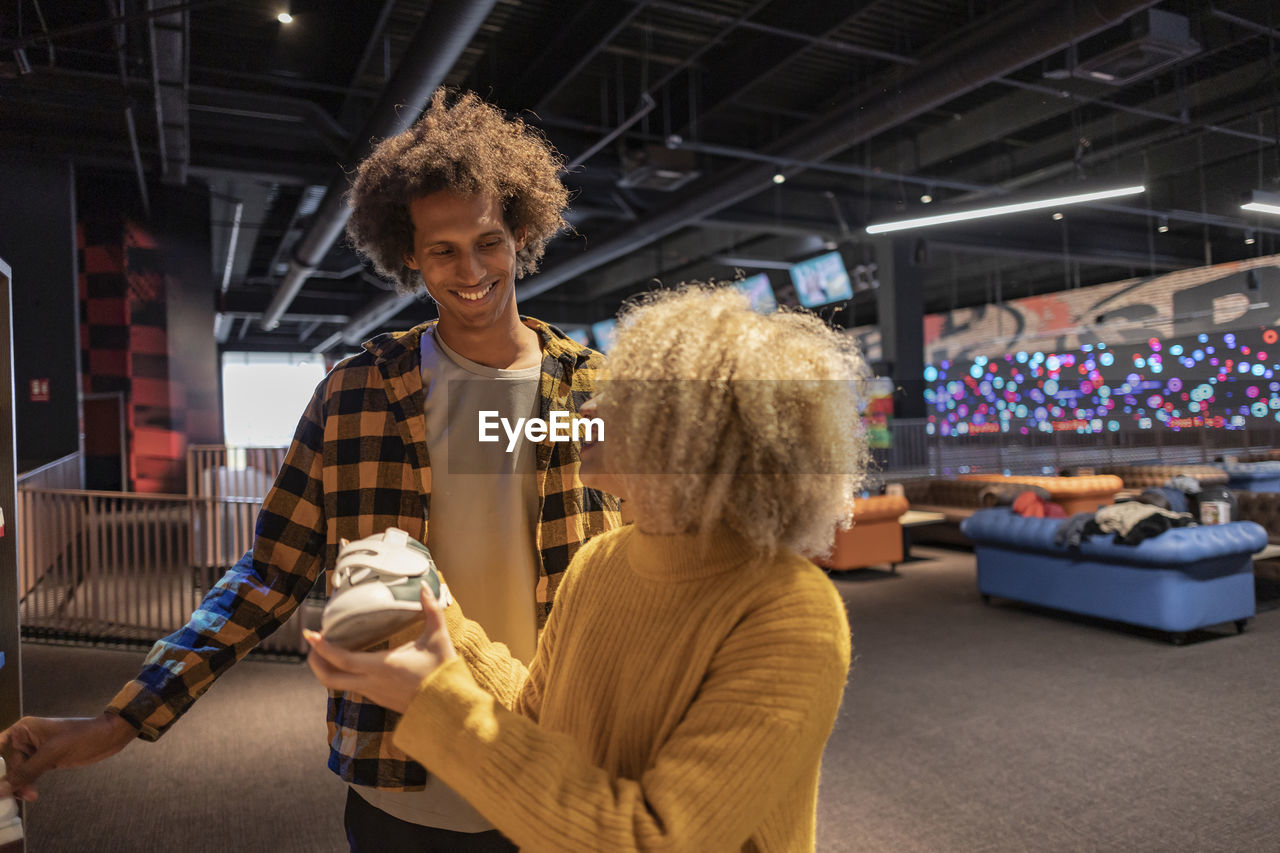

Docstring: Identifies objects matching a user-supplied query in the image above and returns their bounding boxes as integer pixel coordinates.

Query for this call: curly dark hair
[345,89,569,293]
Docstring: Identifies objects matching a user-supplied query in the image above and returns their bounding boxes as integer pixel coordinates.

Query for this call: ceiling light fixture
[1245,230,1256,246]
[12,48,32,76]
[772,173,786,184]
[864,184,1145,234]
[1157,215,1169,233]
[920,193,933,204]
[277,11,293,23]
[1051,212,1064,221]
[1241,189,1280,216]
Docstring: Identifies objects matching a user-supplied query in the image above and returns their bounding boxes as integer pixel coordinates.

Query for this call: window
[222,352,326,446]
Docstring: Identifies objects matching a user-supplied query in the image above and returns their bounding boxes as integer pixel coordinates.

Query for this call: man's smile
[454,281,497,302]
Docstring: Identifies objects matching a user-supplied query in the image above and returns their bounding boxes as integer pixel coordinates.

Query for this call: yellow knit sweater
[393,525,852,852]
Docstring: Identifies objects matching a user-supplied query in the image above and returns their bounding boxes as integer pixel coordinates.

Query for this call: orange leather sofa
[957,474,1122,515]
[817,494,910,571]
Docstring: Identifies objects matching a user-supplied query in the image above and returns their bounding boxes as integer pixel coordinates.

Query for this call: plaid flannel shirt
[107,316,621,789]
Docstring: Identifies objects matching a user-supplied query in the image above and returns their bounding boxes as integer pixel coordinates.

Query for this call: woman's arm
[391,576,851,853]
[440,593,553,720]
[306,562,573,724]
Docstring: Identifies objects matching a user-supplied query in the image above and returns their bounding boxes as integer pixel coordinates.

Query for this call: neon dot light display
[925,325,1280,436]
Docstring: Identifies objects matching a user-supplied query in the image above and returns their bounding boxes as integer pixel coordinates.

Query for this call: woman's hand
[305,584,457,714]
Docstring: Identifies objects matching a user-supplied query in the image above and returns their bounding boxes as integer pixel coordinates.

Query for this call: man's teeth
[457,283,494,301]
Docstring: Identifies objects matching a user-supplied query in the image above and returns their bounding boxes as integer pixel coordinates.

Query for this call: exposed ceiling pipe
[259,0,499,331]
[519,0,1163,302]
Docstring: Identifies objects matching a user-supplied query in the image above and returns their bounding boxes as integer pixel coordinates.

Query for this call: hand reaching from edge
[0,713,138,802]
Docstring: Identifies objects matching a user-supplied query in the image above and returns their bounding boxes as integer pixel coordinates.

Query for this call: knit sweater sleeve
[393,570,851,852]
[440,534,600,716]
[441,597,552,720]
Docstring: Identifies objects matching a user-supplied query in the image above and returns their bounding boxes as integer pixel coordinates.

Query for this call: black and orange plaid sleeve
[106,376,330,740]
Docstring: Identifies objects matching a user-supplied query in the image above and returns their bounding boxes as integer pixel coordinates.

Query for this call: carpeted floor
[17,546,1280,852]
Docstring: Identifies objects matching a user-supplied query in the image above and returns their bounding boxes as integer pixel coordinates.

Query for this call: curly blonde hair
[599,284,871,559]
[346,89,569,293]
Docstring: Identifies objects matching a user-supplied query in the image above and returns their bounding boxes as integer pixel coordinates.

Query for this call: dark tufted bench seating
[957,474,1122,515]
[897,477,1057,522]
[1097,464,1229,490]
[960,508,1267,639]
[1235,490,1280,542]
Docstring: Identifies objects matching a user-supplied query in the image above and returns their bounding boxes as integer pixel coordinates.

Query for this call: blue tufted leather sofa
[960,508,1268,638]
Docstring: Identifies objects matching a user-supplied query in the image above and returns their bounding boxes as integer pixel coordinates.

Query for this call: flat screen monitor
[789,251,853,308]
[736,273,778,313]
[591,318,618,353]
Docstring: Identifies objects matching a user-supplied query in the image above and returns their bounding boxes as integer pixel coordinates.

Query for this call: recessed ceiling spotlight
[278,12,293,23]
[1157,215,1169,233]
[920,193,933,204]
[1052,212,1064,221]
[772,173,786,184]
[1245,230,1256,246]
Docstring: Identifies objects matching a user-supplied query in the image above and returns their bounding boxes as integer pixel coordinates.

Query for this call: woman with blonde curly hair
[306,285,870,852]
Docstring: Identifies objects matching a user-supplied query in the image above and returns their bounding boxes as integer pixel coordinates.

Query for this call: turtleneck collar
[625,525,762,582]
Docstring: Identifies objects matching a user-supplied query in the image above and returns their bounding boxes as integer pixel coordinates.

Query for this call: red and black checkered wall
[78,176,221,494]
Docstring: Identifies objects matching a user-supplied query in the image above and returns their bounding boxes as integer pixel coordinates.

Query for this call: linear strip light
[1241,189,1280,217]
[865,185,1146,235]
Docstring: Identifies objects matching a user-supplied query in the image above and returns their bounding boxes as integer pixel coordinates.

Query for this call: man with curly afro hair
[0,90,619,853]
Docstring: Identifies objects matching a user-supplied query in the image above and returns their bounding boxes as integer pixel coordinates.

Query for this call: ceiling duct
[259,0,499,331]
[617,145,701,192]
[1050,8,1200,86]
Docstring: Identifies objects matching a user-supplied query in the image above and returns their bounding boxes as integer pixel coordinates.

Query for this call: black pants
[344,788,518,853]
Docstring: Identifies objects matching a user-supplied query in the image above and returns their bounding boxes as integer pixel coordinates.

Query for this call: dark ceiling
[2,0,1279,354]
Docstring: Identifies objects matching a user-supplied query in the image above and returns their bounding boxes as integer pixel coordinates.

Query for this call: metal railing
[187,444,286,499]
[878,419,1280,481]
[16,485,308,656]
[16,451,82,490]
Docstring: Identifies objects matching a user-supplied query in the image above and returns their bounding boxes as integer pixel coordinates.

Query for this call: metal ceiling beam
[148,0,189,185]
[660,0,896,140]
[106,0,150,218]
[924,232,1200,271]
[259,0,500,331]
[189,86,350,156]
[628,0,918,66]
[534,1,654,112]
[337,0,399,124]
[1208,6,1280,40]
[0,0,229,52]
[520,0,1163,302]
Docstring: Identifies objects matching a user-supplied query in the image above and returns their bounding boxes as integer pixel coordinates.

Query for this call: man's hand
[0,713,138,801]
[306,584,457,714]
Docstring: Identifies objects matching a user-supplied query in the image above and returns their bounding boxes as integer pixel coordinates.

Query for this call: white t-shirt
[354,328,542,832]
